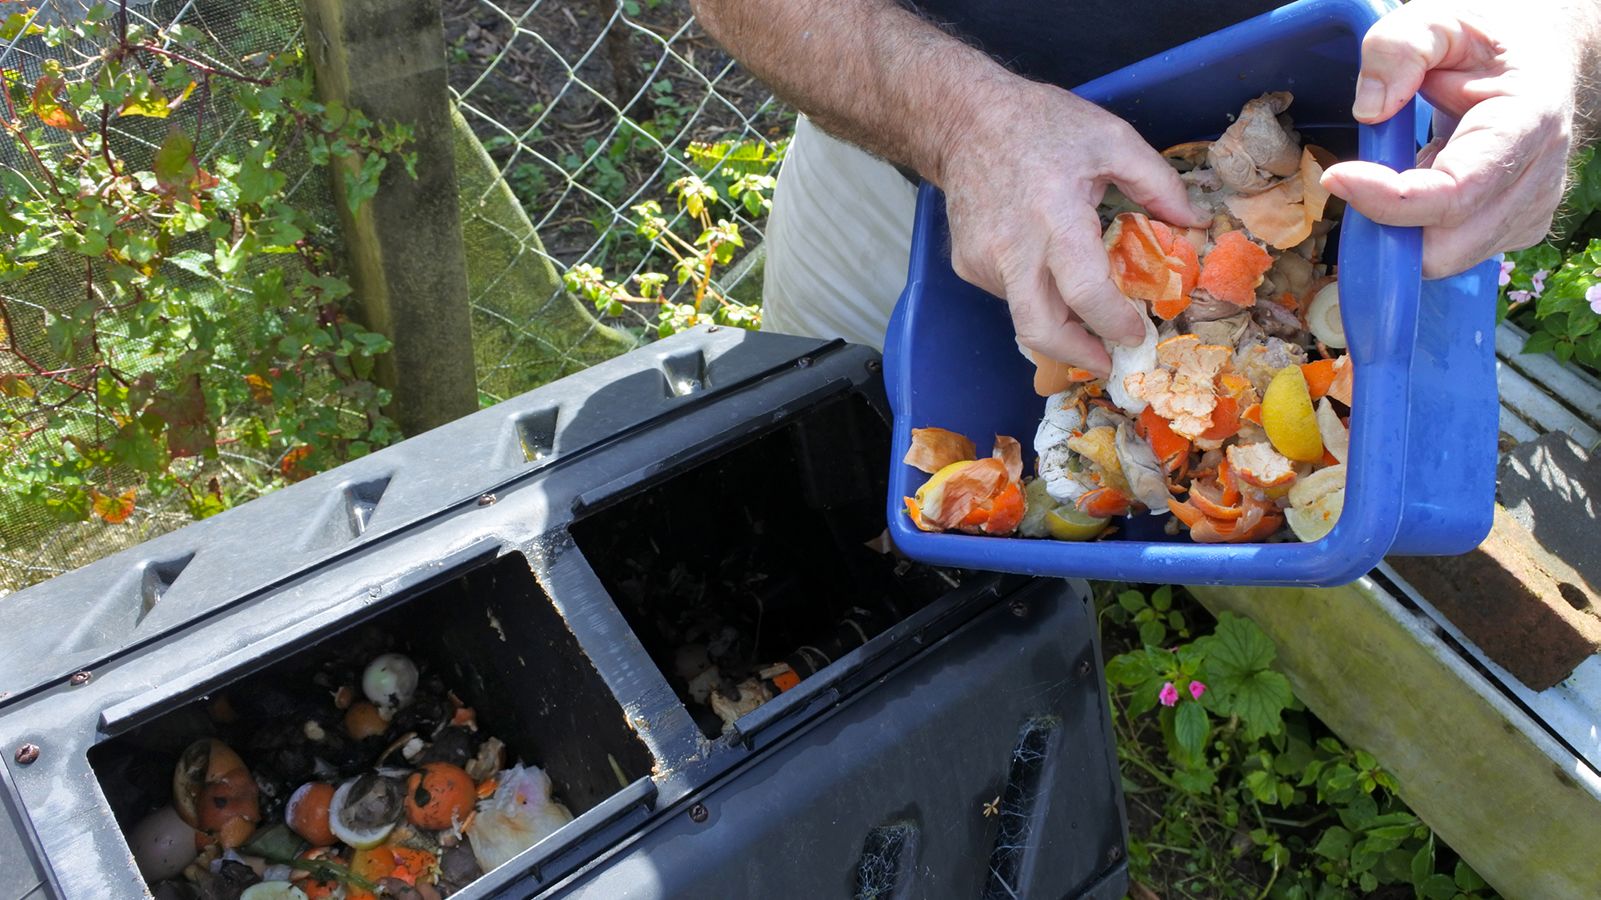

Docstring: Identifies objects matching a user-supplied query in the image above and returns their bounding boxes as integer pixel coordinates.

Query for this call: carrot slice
[1188,481,1243,520]
[1198,394,1242,441]
[1300,358,1337,401]
[1241,402,1263,426]
[1197,230,1273,307]
[982,482,1026,535]
[1032,352,1098,397]
[1166,497,1207,528]
[1326,356,1354,407]
[1105,212,1186,303]
[1138,406,1190,473]
[1219,458,1241,507]
[1079,486,1134,518]
[1320,448,1341,467]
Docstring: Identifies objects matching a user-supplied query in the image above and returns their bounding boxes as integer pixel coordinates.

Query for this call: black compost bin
[0,328,1127,900]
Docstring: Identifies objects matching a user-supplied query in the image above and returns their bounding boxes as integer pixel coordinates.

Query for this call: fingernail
[1352,76,1384,121]
[1119,331,1145,348]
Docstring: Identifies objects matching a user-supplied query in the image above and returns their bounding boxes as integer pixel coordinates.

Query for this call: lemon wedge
[1261,366,1324,462]
[1045,506,1110,541]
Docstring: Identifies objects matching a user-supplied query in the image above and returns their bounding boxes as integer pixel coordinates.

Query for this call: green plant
[1101,585,1497,899]
[563,137,783,337]
[0,3,413,524]
[1500,147,1601,373]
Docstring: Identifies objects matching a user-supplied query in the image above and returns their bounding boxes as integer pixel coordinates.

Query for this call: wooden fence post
[298,0,479,435]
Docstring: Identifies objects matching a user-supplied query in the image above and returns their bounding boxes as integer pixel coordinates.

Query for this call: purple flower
[1189,681,1207,701]
[1532,269,1549,296]
[1509,290,1533,307]
[1159,682,1179,707]
[1588,283,1601,315]
[1499,259,1515,287]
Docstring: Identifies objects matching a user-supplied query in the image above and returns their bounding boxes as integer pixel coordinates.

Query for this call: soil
[441,0,791,268]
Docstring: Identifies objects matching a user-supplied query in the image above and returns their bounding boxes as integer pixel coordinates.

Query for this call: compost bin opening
[88,551,652,896]
[569,391,962,739]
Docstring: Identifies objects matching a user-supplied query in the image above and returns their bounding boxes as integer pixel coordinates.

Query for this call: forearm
[1567,1,1601,146]
[689,0,1018,185]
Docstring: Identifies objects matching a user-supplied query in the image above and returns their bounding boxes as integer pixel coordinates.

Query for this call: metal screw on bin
[1076,659,1092,678]
[1107,845,1123,864]
[706,325,720,333]
[795,357,812,369]
[14,743,38,765]
[478,493,497,507]
[866,359,881,373]
[68,671,91,686]
[1010,599,1029,618]
[689,802,709,823]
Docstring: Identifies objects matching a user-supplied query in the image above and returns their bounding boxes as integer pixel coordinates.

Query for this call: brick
[1387,505,1601,691]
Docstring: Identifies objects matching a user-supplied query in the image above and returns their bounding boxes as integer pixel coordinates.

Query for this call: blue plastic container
[882,0,1499,586]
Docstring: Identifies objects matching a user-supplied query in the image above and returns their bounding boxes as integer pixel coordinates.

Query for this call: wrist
[919,62,1032,187]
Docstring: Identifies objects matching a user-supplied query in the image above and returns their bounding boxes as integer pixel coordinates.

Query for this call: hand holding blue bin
[884,0,1511,586]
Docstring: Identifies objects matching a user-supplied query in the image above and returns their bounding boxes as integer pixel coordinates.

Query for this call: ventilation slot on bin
[659,348,710,398]
[302,475,391,550]
[982,718,1058,899]
[502,405,561,466]
[570,392,963,739]
[88,551,654,896]
[855,822,918,899]
[60,552,195,653]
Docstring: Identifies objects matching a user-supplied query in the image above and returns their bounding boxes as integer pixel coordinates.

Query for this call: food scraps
[904,92,1350,544]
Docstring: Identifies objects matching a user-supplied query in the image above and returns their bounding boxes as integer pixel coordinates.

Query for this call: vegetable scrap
[905,92,1351,544]
[130,647,572,900]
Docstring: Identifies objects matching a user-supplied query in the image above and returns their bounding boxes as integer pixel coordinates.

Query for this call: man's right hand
[934,79,1208,375]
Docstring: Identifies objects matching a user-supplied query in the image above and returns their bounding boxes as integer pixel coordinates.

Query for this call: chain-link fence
[444,0,790,403]
[0,0,316,591]
[0,0,790,592]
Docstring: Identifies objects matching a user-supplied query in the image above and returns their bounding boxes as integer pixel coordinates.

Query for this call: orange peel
[1197,230,1273,307]
[904,427,976,474]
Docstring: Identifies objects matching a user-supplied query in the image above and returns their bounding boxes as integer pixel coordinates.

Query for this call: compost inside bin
[570,392,962,739]
[89,552,652,899]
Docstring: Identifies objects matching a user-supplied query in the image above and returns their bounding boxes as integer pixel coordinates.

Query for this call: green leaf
[1521,329,1558,356]
[1117,589,1146,614]
[31,73,84,132]
[1311,825,1353,861]
[118,79,171,118]
[1173,700,1208,760]
[237,143,285,206]
[1138,619,1167,648]
[1151,585,1172,611]
[153,128,199,197]
[1201,613,1294,739]
[1419,873,1459,900]
[0,10,46,42]
[1454,860,1488,891]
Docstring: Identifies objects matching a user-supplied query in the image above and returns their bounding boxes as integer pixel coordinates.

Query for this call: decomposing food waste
[904,91,1351,545]
[126,642,573,900]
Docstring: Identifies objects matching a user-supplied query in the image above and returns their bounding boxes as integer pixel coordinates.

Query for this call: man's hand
[690,0,1204,375]
[1321,0,1601,279]
[936,80,1206,374]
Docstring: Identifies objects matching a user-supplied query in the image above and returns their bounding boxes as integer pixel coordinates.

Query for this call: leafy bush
[1500,147,1601,374]
[1103,585,1496,899]
[0,5,412,525]
[563,137,783,337]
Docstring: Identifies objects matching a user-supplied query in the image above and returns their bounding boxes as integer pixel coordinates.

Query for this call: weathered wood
[1495,360,1601,450]
[1497,323,1601,426]
[1190,581,1601,900]
[299,0,479,435]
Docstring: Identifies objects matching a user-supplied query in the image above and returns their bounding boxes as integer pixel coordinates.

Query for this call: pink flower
[1499,259,1515,287]
[1532,269,1549,296]
[1189,680,1207,701]
[1587,283,1601,315]
[1159,682,1179,707]
[1509,289,1533,307]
